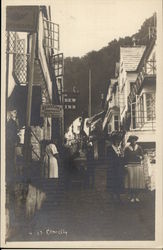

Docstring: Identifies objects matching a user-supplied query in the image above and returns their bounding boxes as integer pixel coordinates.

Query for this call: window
[43,19,59,52]
[119,84,125,114]
[114,115,119,131]
[51,53,64,77]
[130,93,156,130]
[139,95,144,124]
[131,103,136,129]
[146,93,155,121]
[108,124,112,133]
[130,82,135,91]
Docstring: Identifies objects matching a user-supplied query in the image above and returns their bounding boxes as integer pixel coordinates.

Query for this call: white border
[1,0,163,248]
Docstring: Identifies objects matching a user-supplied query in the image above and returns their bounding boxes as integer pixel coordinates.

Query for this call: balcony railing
[144,59,156,75]
[128,59,156,105]
[130,110,156,131]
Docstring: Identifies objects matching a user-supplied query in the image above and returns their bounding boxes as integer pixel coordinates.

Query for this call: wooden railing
[128,59,156,105]
[130,110,156,130]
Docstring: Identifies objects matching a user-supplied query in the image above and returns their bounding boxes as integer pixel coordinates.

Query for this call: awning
[86,110,105,127]
[102,106,120,130]
[106,80,118,101]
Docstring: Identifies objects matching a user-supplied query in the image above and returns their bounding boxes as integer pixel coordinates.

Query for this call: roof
[120,46,146,72]
[137,37,156,72]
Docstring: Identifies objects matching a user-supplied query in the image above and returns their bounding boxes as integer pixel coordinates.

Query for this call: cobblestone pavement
[9,163,155,241]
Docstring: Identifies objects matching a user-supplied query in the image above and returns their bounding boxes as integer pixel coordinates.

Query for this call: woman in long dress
[44,139,59,178]
[124,135,145,203]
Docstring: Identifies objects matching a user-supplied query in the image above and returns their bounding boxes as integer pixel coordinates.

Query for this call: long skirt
[124,163,145,189]
[44,155,58,178]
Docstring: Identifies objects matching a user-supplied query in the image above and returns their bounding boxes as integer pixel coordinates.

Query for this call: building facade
[126,34,156,158]
[103,16,156,164]
[102,62,120,134]
[6,5,63,170]
[5,5,65,238]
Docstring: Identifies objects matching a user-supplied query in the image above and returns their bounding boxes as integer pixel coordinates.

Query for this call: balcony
[130,110,156,131]
[128,59,156,105]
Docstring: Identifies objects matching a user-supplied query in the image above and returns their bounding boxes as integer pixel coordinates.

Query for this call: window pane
[146,93,155,121]
[114,115,119,130]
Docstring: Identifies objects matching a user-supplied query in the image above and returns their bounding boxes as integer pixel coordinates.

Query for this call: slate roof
[120,46,146,72]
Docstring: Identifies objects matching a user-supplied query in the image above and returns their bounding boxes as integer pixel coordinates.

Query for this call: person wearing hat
[124,135,145,203]
[106,132,124,203]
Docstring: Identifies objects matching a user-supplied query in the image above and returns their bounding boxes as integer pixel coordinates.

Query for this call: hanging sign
[40,104,63,118]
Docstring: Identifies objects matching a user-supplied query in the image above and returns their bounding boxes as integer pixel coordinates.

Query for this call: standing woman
[106,133,124,202]
[124,135,145,202]
[44,139,59,179]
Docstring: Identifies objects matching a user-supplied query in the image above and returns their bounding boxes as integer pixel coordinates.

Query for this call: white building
[102,21,156,164]
[126,36,156,150]
[119,46,146,123]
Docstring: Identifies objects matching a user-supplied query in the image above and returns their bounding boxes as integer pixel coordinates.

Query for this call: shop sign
[64,92,77,110]
[40,104,63,118]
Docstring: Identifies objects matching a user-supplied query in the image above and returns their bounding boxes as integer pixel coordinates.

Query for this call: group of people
[106,133,146,203]
[43,132,148,203]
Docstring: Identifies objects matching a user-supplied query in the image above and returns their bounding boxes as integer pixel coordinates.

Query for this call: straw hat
[127,135,138,143]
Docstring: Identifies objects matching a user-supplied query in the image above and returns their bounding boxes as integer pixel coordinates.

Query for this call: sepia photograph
[1,0,163,248]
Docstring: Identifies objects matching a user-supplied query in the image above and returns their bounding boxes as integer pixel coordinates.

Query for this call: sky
[51,0,160,58]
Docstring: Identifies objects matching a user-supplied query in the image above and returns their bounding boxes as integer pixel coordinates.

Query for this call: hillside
[63,14,156,129]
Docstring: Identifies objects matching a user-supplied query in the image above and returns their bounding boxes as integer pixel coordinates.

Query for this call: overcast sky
[51,0,160,58]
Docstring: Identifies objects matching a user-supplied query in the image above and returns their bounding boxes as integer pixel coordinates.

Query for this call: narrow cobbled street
[9,161,155,242]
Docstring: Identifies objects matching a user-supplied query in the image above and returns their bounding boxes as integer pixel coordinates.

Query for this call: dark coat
[106,145,124,193]
[124,144,144,164]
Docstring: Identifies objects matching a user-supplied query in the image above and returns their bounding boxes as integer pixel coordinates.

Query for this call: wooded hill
[64,14,156,129]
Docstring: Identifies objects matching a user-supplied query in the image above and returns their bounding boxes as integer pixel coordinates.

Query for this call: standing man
[106,132,124,203]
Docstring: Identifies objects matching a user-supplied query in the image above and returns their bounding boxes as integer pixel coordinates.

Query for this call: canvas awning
[102,106,120,130]
[86,110,105,127]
